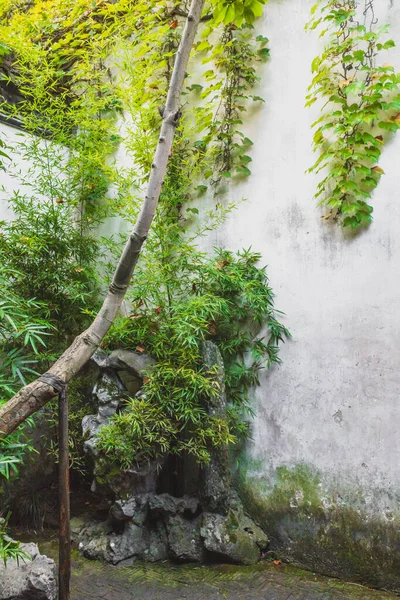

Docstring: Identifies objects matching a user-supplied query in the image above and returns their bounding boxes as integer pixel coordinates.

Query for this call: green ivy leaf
[236,166,251,176]
[250,1,264,18]
[257,47,270,59]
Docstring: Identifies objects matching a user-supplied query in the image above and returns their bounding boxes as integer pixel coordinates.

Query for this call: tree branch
[0,0,206,439]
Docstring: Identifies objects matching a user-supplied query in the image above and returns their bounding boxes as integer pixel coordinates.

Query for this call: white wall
[203,0,400,587]
[230,0,400,491]
[0,122,28,221]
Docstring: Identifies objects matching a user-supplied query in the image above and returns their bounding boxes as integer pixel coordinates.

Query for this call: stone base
[73,492,269,566]
[0,542,57,600]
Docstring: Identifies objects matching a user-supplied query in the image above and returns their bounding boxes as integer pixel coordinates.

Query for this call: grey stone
[91,348,156,379]
[0,542,57,600]
[90,348,110,369]
[200,341,230,514]
[82,372,125,454]
[77,520,113,561]
[201,508,269,565]
[70,516,88,539]
[92,372,125,419]
[148,493,199,517]
[107,522,149,565]
[110,494,149,526]
[118,371,142,397]
[75,508,170,565]
[109,349,156,378]
[108,459,163,497]
[167,515,204,563]
[143,522,168,563]
[79,535,109,562]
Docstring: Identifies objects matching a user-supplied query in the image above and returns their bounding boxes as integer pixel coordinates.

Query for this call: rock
[91,348,156,379]
[201,508,269,565]
[200,341,230,514]
[143,522,168,563]
[107,522,149,565]
[108,459,163,497]
[109,349,156,379]
[90,348,111,369]
[167,515,204,563]
[0,542,57,600]
[110,494,149,526]
[92,372,125,420]
[70,516,89,540]
[77,520,113,561]
[79,535,109,562]
[148,493,199,517]
[75,507,170,565]
[82,372,126,459]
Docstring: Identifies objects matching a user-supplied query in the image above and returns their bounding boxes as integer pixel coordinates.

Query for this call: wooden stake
[58,387,71,600]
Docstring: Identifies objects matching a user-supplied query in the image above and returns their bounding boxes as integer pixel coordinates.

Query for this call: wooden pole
[58,386,71,600]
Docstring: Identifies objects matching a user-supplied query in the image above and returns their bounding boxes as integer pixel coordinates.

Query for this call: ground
[36,538,398,600]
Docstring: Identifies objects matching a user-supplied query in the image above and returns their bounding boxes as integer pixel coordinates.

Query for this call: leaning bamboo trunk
[0,0,205,438]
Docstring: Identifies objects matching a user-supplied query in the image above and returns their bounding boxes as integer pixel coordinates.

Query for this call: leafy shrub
[0,514,29,566]
[0,192,100,336]
[0,266,52,480]
[97,247,289,474]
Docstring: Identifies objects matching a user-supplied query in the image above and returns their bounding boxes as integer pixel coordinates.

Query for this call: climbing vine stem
[306,0,400,229]
[192,23,269,190]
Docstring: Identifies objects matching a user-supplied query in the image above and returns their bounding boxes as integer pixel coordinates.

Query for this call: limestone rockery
[75,343,269,567]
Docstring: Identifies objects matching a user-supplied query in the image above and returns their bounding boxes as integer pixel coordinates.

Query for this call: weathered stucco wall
[203,0,400,591]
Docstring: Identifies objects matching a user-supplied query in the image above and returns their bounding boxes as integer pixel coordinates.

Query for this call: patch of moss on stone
[234,460,400,594]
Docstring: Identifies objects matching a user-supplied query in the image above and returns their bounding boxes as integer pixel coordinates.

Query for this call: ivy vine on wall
[193,24,269,188]
[306,0,400,229]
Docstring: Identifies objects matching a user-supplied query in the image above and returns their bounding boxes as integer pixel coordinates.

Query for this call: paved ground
[27,533,396,600]
[37,546,394,600]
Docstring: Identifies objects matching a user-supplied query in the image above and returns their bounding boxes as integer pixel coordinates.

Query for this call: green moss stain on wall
[234,459,400,593]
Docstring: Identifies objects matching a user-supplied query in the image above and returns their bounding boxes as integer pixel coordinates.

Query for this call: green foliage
[0,137,9,171]
[0,0,281,483]
[0,266,52,480]
[45,373,97,475]
[0,192,100,335]
[212,0,268,27]
[99,247,289,472]
[0,0,126,480]
[0,0,128,339]
[306,0,400,229]
[194,24,269,186]
[0,514,29,566]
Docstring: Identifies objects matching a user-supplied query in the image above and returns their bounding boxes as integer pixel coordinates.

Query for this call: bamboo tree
[0,0,206,438]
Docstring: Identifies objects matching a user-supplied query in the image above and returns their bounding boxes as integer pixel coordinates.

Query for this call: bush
[97,247,290,475]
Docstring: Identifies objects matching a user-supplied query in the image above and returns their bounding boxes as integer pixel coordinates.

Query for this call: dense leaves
[0,194,100,335]
[194,25,269,186]
[212,0,268,27]
[0,0,278,482]
[0,266,52,480]
[306,0,400,229]
[0,514,29,565]
[98,247,289,471]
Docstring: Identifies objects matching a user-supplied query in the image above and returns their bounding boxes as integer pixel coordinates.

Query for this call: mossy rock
[201,508,268,565]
